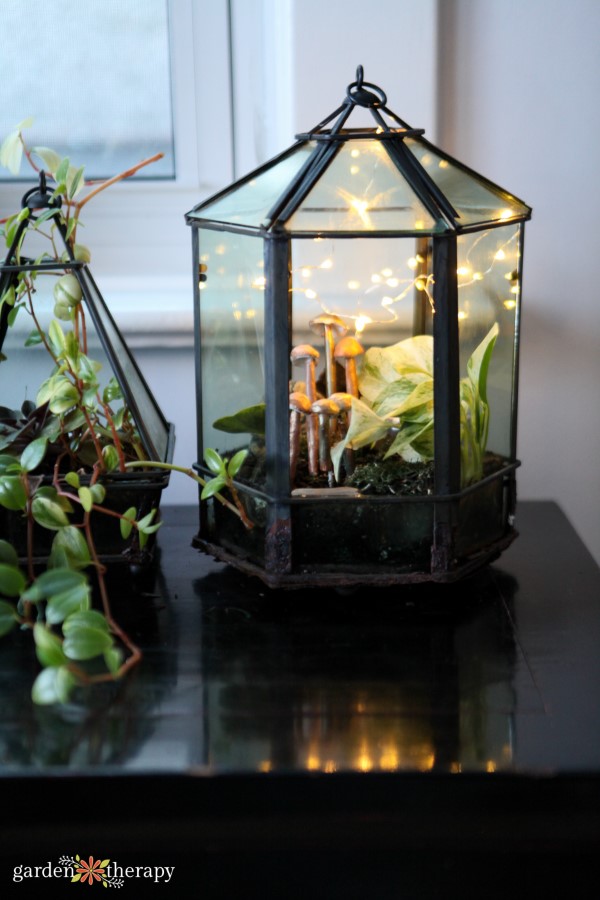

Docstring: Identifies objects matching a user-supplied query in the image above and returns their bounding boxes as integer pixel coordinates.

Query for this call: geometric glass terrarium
[186,67,531,588]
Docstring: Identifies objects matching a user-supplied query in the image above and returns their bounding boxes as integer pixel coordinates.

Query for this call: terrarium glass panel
[286,141,444,233]
[189,143,315,228]
[456,223,521,479]
[405,138,530,226]
[199,231,265,486]
[289,236,435,496]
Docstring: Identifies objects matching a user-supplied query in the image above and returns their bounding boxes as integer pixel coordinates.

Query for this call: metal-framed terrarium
[186,67,531,588]
[0,173,174,562]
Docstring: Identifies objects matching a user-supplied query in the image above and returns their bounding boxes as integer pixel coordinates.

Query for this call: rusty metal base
[192,529,518,590]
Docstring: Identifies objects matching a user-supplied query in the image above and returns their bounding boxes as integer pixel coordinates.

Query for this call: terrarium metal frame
[187,66,531,588]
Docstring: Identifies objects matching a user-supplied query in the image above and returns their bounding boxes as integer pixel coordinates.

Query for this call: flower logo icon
[71,856,110,885]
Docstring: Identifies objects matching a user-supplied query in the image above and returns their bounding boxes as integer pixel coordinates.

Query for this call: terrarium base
[192,528,517,590]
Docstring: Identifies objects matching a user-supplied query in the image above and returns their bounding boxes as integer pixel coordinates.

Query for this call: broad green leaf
[0,563,26,598]
[227,449,247,478]
[33,623,68,667]
[31,665,76,705]
[0,540,19,567]
[78,486,93,512]
[23,568,86,602]
[0,599,18,637]
[204,447,226,475]
[7,303,21,327]
[359,335,434,402]
[212,403,266,436]
[63,624,113,660]
[331,398,391,481]
[467,323,499,404]
[66,164,85,199]
[65,217,78,241]
[0,285,15,310]
[49,526,91,569]
[384,420,435,462]
[63,609,110,634]
[54,156,70,185]
[46,582,91,625]
[31,494,70,530]
[20,437,47,472]
[120,506,137,540]
[200,475,227,500]
[32,146,62,174]
[0,475,27,511]
[372,376,433,419]
[0,455,22,474]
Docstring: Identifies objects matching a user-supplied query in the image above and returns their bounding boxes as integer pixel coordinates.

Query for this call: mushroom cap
[333,335,364,360]
[289,391,312,414]
[309,313,348,337]
[291,343,320,362]
[329,391,353,411]
[311,398,340,416]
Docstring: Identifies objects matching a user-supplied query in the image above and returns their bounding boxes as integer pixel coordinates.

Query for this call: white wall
[436,0,600,564]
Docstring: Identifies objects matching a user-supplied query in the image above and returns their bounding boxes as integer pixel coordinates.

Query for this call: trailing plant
[331,323,499,486]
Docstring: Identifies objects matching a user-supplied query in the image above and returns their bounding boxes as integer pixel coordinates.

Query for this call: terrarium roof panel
[405,138,531,226]
[283,140,446,234]
[188,143,315,228]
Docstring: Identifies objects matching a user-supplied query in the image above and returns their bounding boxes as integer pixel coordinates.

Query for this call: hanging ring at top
[21,171,62,219]
[346,65,387,108]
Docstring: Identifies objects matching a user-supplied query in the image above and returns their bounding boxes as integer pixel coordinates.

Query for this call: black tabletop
[1,501,599,897]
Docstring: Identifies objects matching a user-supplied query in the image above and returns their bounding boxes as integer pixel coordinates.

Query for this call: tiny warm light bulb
[510,285,520,294]
[347,280,360,290]
[355,315,373,334]
[252,275,266,289]
[407,257,418,270]
[233,310,242,320]
[351,198,368,215]
[381,268,393,277]
[246,309,256,318]
[305,288,317,300]
[381,296,393,306]
[258,760,272,773]
[421,154,432,166]
[499,209,513,220]
[215,244,226,256]
[324,760,337,774]
[350,165,360,175]
[415,278,426,291]
[386,277,399,287]
[495,249,506,261]
[301,267,311,278]
[457,310,468,321]
[473,272,483,281]
[503,299,517,310]
[319,258,333,269]
[306,754,321,771]
[486,760,497,773]
[438,159,449,169]
[456,266,471,277]
[371,273,382,284]
[415,220,425,230]
[350,148,361,158]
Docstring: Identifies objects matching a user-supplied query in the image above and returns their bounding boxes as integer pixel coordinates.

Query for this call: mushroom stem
[323,326,336,396]
[345,358,358,397]
[289,391,311,484]
[305,359,319,476]
[312,398,340,474]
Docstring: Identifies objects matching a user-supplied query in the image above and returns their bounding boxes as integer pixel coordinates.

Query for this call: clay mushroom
[333,335,364,398]
[289,391,311,483]
[290,344,320,475]
[309,314,348,397]
[311,397,340,480]
[330,391,356,476]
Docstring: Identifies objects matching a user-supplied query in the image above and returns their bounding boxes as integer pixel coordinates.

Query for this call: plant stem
[75,153,164,213]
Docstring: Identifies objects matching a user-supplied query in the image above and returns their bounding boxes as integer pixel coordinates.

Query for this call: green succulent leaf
[89,483,106,504]
[63,609,110,634]
[46,581,91,625]
[227,449,247,478]
[104,646,123,675]
[33,623,68,667]
[0,599,19,637]
[204,447,226,476]
[0,475,27,511]
[200,475,227,500]
[48,380,79,415]
[102,444,120,472]
[65,471,80,489]
[102,377,122,404]
[31,495,70,530]
[23,568,87,602]
[20,436,47,472]
[31,146,62,175]
[120,507,137,540]
[0,563,26,598]
[48,318,66,354]
[0,540,19,567]
[31,665,76,705]
[24,329,44,347]
[63,624,113,661]
[78,486,93,512]
[49,526,91,570]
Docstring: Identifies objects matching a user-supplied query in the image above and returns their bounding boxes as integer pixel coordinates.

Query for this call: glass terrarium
[187,68,531,588]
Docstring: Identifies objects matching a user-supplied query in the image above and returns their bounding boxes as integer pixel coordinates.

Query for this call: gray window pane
[0,0,174,179]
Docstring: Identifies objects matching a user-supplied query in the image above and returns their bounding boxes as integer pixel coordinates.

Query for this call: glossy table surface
[1,501,599,896]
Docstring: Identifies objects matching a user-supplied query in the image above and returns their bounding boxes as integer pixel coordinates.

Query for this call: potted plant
[0,121,180,703]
